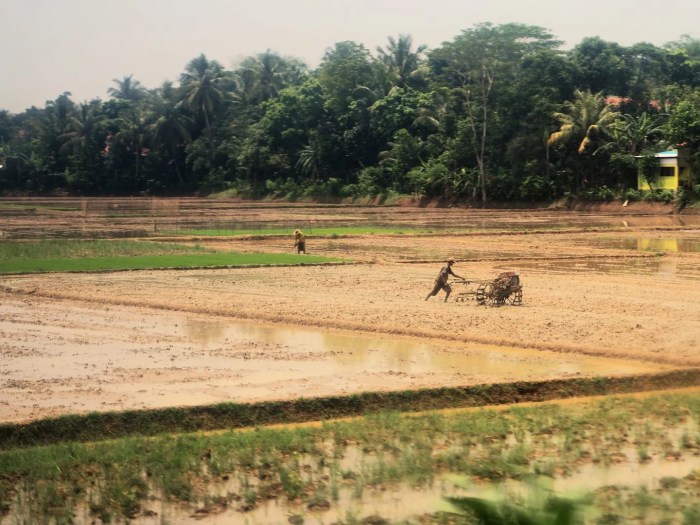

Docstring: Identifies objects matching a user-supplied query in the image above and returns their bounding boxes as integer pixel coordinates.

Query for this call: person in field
[425,258,463,302]
[293,229,306,254]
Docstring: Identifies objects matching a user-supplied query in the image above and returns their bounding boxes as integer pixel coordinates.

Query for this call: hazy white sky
[1,0,697,113]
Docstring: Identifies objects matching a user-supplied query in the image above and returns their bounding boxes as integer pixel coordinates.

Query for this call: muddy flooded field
[2,198,700,524]
[1,198,699,423]
[0,297,679,423]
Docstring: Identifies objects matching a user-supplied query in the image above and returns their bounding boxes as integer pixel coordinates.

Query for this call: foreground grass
[0,239,343,273]
[1,391,699,523]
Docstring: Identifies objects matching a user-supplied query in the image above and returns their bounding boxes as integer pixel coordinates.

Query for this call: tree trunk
[465,65,493,204]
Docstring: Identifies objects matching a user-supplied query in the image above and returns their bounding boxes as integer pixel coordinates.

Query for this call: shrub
[356,166,388,196]
[265,178,300,199]
[642,189,677,203]
[595,186,616,202]
[519,175,553,201]
[624,188,642,202]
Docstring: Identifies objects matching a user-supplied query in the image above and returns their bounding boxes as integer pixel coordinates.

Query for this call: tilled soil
[1,202,699,423]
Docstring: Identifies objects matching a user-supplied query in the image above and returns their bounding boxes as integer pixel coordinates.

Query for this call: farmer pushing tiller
[425,258,464,302]
[425,258,523,306]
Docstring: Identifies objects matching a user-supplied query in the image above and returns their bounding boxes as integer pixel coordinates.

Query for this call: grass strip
[2,368,698,449]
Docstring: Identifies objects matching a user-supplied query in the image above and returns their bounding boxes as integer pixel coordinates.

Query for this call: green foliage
[265,177,302,199]
[683,504,700,525]
[642,189,677,203]
[317,41,375,115]
[487,170,522,201]
[445,493,584,525]
[548,89,621,191]
[3,25,700,203]
[665,95,700,146]
[376,34,428,89]
[637,150,659,189]
[519,175,554,201]
[623,188,643,201]
[408,160,473,199]
[355,166,390,196]
[578,186,616,202]
[571,37,632,95]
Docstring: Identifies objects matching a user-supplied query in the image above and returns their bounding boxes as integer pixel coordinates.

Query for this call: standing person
[425,258,463,302]
[293,229,306,254]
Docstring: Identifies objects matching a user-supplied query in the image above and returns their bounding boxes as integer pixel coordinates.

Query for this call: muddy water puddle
[0,300,675,423]
[513,256,700,279]
[3,197,700,239]
[571,236,700,253]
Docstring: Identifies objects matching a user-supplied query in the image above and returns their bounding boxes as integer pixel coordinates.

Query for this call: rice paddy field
[0,197,699,524]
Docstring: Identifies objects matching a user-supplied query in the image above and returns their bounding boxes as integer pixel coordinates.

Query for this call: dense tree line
[1,23,700,202]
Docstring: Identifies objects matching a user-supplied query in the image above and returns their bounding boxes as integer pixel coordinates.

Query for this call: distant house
[638,148,693,191]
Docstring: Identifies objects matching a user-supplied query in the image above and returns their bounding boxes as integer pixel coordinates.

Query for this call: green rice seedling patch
[0,239,344,273]
[0,239,215,260]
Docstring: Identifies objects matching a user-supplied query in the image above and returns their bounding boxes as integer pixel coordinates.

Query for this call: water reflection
[637,238,700,252]
[182,319,669,380]
[185,319,225,346]
[572,236,700,253]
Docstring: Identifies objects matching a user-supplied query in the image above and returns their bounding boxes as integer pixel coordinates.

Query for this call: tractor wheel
[493,294,506,307]
[476,282,497,306]
[508,288,523,305]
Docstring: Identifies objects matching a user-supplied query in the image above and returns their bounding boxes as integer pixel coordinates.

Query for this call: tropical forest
[1,23,700,204]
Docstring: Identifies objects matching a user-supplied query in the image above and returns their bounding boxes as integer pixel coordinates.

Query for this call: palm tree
[36,92,75,139]
[412,88,451,137]
[238,50,285,104]
[548,90,620,154]
[32,92,76,187]
[179,54,231,133]
[296,144,321,181]
[108,75,146,102]
[58,101,105,189]
[115,107,151,190]
[376,34,427,88]
[150,83,192,186]
[60,102,100,153]
[548,89,620,189]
